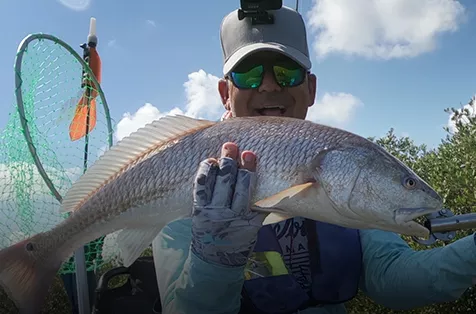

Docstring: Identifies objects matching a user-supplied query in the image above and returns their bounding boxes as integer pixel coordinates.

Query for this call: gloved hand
[191,142,267,267]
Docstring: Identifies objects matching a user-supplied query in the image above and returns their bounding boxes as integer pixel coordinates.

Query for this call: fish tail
[0,237,61,314]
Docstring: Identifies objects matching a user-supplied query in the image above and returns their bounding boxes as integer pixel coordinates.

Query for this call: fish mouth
[395,207,440,237]
[255,105,287,116]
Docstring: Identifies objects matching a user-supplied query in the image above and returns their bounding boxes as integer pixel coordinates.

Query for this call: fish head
[311,141,442,238]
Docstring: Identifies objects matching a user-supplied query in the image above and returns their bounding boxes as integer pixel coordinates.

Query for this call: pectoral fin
[252,182,318,225]
[262,213,295,225]
[254,182,315,208]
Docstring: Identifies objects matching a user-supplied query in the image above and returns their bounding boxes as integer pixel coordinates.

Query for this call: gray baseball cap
[220,5,312,76]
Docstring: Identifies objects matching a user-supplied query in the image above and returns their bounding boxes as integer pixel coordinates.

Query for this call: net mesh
[0,34,123,274]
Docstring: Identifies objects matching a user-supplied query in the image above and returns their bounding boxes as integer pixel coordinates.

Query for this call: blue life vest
[240,219,362,314]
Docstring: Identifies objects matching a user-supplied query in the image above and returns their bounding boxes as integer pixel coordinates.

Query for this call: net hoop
[14,33,114,203]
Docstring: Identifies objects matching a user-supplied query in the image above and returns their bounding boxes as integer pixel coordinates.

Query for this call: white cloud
[96,144,109,159]
[114,70,222,142]
[115,103,184,142]
[306,0,466,60]
[306,92,363,127]
[447,95,476,133]
[57,0,91,11]
[182,70,222,120]
[0,161,83,248]
[0,162,82,202]
[146,20,157,27]
[107,39,117,48]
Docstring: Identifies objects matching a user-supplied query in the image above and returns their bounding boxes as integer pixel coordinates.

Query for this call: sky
[0,0,476,150]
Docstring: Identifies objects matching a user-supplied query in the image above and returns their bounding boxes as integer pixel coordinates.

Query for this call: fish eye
[403,176,417,189]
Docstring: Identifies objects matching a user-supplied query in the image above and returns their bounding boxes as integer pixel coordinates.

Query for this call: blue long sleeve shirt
[152,217,476,314]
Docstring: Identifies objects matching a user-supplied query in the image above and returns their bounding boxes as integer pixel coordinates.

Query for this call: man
[151,5,476,314]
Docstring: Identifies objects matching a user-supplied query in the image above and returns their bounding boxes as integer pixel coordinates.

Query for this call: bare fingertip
[242,150,256,162]
[241,151,257,171]
[222,142,238,159]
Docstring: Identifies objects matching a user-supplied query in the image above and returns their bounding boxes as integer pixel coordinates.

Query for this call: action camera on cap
[238,0,283,24]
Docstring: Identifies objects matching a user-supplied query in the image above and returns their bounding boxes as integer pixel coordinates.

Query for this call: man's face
[218,51,317,120]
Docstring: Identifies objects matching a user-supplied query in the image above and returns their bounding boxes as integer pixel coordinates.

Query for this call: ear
[307,73,317,107]
[218,78,230,110]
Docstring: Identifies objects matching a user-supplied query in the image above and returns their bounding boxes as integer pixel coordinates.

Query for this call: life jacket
[240,219,362,314]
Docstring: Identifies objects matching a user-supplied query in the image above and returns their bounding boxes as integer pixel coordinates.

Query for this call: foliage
[367,128,429,168]
[347,97,476,313]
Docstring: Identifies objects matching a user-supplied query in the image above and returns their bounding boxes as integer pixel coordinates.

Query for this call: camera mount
[238,0,282,25]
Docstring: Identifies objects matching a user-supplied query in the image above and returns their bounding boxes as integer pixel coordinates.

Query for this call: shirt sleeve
[359,229,476,310]
[151,218,246,314]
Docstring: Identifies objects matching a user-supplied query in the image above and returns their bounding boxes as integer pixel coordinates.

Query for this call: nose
[258,69,281,93]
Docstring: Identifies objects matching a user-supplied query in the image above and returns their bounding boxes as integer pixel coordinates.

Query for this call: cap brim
[223,42,312,75]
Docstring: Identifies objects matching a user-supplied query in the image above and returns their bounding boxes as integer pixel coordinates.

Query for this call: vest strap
[241,219,362,313]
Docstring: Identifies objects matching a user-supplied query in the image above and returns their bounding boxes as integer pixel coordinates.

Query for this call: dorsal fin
[60,114,216,213]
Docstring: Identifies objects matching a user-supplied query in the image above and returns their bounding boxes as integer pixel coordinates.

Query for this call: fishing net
[0,33,122,274]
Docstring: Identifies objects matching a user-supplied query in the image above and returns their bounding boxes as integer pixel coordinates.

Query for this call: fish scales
[59,117,344,237]
[52,118,345,255]
[0,115,443,314]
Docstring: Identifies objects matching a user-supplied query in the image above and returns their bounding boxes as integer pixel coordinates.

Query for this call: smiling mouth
[256,106,287,116]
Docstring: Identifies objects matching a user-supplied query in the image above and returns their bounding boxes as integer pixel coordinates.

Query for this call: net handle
[14,33,114,203]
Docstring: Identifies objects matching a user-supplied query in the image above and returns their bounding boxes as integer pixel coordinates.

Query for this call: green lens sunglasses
[229,63,307,89]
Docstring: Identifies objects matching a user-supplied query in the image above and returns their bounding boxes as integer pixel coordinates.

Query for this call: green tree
[348,97,476,313]
[367,128,428,168]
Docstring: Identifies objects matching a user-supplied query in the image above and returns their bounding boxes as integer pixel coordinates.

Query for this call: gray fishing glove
[191,143,267,267]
